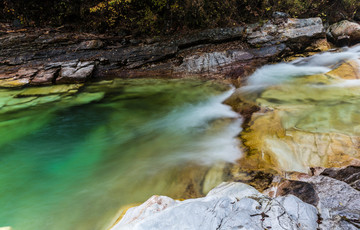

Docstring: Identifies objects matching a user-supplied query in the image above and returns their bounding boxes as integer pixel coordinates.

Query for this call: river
[0,79,242,230]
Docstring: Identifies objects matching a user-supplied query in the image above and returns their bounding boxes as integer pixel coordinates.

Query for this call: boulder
[56,61,95,84]
[327,20,360,45]
[268,174,360,229]
[112,182,319,230]
[302,176,360,229]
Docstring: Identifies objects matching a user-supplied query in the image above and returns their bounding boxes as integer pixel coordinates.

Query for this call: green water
[0,79,242,230]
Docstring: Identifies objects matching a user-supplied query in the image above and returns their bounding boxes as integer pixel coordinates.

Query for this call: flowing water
[0,79,242,230]
[232,45,360,172]
[3,44,360,230]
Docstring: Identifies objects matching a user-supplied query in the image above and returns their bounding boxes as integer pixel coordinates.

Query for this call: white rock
[111,182,319,230]
[301,176,360,229]
[246,18,324,45]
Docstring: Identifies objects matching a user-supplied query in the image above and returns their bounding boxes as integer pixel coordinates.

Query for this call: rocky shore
[106,18,360,230]
[1,15,360,230]
[1,17,328,87]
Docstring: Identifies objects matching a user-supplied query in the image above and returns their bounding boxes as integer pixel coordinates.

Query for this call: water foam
[246,44,360,87]
[156,88,243,165]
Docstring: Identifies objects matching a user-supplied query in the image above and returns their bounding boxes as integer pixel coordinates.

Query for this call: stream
[1,44,360,230]
[0,79,242,230]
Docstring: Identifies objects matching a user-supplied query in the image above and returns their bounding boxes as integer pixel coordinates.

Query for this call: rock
[326,60,360,79]
[275,180,319,206]
[77,40,104,50]
[321,166,360,190]
[246,17,324,47]
[0,78,30,88]
[176,27,245,48]
[226,54,360,173]
[56,61,95,84]
[0,18,329,83]
[176,50,254,74]
[305,38,331,52]
[112,182,319,230]
[328,20,360,45]
[272,11,290,19]
[30,68,59,85]
[17,84,83,96]
[268,174,360,229]
[302,176,360,229]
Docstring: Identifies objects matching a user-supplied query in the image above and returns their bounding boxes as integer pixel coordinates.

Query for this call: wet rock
[327,60,360,79]
[112,182,318,230]
[17,84,83,96]
[56,61,95,84]
[226,165,275,192]
[321,166,360,190]
[275,180,319,206]
[305,38,331,52]
[246,17,324,47]
[328,20,360,46]
[30,68,59,85]
[0,68,38,88]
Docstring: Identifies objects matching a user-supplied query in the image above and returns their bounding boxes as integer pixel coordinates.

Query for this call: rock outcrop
[112,182,319,230]
[113,175,360,230]
[0,17,325,88]
[267,168,360,230]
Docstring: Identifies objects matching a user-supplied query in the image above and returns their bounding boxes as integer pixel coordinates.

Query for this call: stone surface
[275,180,319,206]
[112,182,319,230]
[321,166,360,190]
[226,49,360,173]
[77,39,104,50]
[176,50,254,74]
[265,173,360,229]
[303,176,360,229]
[56,61,95,83]
[246,17,324,46]
[328,20,360,45]
[0,17,328,85]
[30,68,58,85]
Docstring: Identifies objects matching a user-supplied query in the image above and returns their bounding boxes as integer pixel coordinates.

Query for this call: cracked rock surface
[111,182,318,230]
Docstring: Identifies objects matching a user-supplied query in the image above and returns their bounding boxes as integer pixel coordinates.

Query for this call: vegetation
[1,0,359,34]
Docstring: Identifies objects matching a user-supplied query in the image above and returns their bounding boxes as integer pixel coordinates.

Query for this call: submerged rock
[226,55,360,173]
